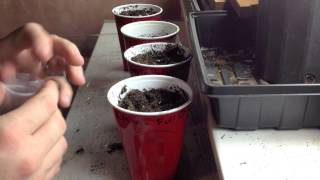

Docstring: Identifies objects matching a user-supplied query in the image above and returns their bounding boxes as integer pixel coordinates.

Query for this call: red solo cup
[112,4,163,71]
[124,42,192,81]
[121,21,180,71]
[121,21,180,50]
[107,75,193,180]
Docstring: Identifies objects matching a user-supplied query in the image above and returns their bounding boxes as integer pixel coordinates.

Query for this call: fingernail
[63,95,71,105]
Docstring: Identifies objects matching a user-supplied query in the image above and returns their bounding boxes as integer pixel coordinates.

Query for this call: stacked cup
[109,4,193,180]
[112,4,163,70]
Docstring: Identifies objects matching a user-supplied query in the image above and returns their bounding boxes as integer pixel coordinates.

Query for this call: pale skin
[0,23,86,180]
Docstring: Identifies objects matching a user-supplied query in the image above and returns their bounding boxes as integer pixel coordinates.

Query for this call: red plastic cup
[121,21,180,50]
[107,75,193,180]
[112,4,163,71]
[124,42,192,81]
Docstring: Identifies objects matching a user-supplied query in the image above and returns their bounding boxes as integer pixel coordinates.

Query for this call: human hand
[0,81,68,180]
[0,22,86,86]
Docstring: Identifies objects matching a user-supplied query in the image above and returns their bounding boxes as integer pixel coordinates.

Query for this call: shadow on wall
[0,0,181,57]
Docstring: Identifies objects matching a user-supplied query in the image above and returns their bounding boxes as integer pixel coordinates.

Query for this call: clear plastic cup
[0,73,44,114]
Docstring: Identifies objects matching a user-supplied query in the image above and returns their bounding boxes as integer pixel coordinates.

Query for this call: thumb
[3,80,60,133]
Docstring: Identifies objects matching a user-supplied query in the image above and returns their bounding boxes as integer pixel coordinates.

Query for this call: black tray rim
[191,0,201,11]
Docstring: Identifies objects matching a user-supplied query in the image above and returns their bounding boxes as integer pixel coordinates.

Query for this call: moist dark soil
[106,143,123,154]
[131,44,188,65]
[90,163,105,172]
[119,5,157,16]
[119,87,188,112]
[139,32,169,38]
[75,147,85,155]
[202,48,255,65]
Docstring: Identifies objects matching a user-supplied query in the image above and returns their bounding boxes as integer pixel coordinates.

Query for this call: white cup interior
[112,4,163,18]
[107,75,193,116]
[124,42,192,67]
[121,21,180,40]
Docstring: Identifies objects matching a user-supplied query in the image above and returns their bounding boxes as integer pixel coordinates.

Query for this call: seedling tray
[188,11,320,130]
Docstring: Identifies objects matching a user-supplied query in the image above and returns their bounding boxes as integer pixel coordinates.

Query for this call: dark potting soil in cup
[119,5,157,16]
[131,44,187,65]
[118,87,188,112]
[138,32,169,38]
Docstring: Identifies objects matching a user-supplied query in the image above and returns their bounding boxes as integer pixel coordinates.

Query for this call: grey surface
[54,21,217,180]
[55,21,130,180]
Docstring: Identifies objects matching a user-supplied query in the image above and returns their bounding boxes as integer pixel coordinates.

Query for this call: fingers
[44,159,63,180]
[0,23,53,80]
[0,61,16,81]
[45,56,85,86]
[30,137,66,180]
[67,65,86,86]
[18,23,53,62]
[14,50,44,77]
[45,56,67,74]
[52,35,84,66]
[42,137,66,173]
[33,110,66,155]
[0,23,86,86]
[41,137,66,174]
[0,23,53,63]
[32,113,66,180]
[45,76,73,108]
[3,80,59,133]
[51,35,86,85]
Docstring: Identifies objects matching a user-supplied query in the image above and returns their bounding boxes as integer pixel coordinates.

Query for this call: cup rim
[4,73,44,97]
[124,42,192,68]
[107,75,193,116]
[120,21,180,40]
[112,4,163,19]
[6,84,37,97]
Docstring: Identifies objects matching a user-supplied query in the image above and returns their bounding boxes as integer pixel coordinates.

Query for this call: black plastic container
[189,11,320,130]
[196,0,212,10]
[193,0,228,11]
[257,0,320,84]
[192,0,225,11]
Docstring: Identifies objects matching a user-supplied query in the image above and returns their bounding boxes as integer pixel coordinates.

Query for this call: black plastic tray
[256,0,320,84]
[196,0,212,10]
[191,0,231,12]
[188,11,320,130]
[189,11,320,96]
